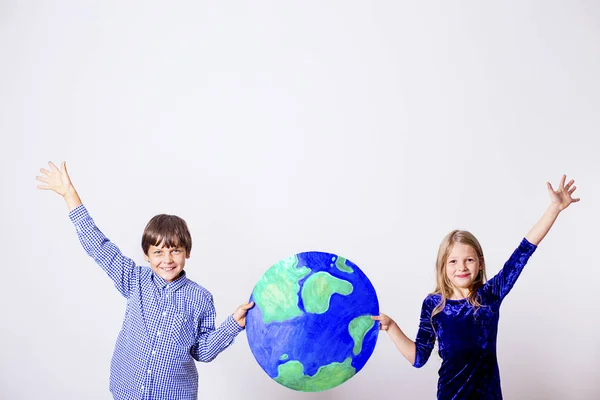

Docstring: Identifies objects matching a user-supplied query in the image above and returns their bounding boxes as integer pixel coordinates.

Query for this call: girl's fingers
[565,179,574,190]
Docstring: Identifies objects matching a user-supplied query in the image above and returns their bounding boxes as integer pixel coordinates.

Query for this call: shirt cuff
[222,314,244,336]
[69,204,90,224]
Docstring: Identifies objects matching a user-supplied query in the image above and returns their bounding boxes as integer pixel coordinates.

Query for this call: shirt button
[147,370,151,374]
[162,311,167,316]
[166,295,169,299]
[157,331,161,336]
[141,385,144,390]
[152,350,156,355]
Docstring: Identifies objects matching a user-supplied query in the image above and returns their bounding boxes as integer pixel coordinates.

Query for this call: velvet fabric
[414,238,537,399]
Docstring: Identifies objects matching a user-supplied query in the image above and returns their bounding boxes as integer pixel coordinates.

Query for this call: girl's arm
[374,299,436,368]
[483,174,580,301]
[373,313,417,364]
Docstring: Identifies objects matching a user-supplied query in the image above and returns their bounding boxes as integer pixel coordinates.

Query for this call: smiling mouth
[160,266,177,271]
[455,273,470,278]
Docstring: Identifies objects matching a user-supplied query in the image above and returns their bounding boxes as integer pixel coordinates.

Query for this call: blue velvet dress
[413,239,537,399]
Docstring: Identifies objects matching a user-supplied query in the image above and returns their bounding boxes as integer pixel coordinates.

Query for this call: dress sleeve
[480,238,537,302]
[413,296,437,368]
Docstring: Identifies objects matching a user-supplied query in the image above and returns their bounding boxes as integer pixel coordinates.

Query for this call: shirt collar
[152,270,188,292]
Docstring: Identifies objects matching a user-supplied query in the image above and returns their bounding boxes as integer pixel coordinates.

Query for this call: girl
[373,175,580,399]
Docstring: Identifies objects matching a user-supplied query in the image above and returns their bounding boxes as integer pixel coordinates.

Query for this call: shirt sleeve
[480,238,537,302]
[190,295,244,362]
[413,296,437,368]
[69,204,138,298]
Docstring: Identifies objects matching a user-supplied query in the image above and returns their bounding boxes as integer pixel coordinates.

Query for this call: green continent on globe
[335,256,354,273]
[301,271,353,314]
[253,255,311,324]
[348,316,376,356]
[274,358,356,392]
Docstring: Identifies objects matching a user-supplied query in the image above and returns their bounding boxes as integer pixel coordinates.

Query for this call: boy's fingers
[48,161,59,172]
[40,168,51,176]
[37,185,50,190]
[36,176,49,183]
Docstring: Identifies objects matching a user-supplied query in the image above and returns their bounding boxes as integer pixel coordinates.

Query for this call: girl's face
[445,243,481,298]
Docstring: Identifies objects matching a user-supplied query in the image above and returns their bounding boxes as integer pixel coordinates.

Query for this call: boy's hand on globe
[372,313,394,331]
[233,301,255,328]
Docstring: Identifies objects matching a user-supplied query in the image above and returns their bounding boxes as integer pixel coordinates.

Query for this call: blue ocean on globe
[246,251,379,392]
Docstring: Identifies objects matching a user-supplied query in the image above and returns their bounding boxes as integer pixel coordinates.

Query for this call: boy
[37,161,254,400]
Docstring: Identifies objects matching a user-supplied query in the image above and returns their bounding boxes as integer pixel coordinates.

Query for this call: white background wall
[1,1,599,399]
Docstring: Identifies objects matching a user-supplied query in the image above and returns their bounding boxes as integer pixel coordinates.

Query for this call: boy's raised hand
[37,161,73,196]
[233,301,255,328]
[547,174,580,211]
[37,161,82,210]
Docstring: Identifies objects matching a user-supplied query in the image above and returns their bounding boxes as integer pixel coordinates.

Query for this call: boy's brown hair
[142,214,192,256]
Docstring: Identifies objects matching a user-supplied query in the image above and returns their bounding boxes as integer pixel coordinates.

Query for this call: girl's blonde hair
[431,230,487,320]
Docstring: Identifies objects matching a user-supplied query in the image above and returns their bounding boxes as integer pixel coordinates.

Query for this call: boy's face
[144,244,190,282]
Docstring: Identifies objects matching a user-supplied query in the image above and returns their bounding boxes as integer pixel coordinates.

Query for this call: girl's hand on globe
[372,313,394,331]
[233,301,255,328]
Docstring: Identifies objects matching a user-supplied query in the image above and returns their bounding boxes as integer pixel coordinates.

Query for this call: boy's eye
[154,251,161,255]
[173,250,181,254]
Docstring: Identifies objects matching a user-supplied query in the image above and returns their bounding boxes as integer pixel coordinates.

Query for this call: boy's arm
[38,161,137,297]
[191,301,254,362]
[69,206,137,298]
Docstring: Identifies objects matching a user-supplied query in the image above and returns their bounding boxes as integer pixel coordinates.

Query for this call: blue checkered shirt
[69,205,243,400]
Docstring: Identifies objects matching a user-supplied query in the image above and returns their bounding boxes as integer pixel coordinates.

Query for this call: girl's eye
[449,260,456,264]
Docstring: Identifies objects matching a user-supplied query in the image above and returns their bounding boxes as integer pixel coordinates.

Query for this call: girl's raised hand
[547,175,580,211]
